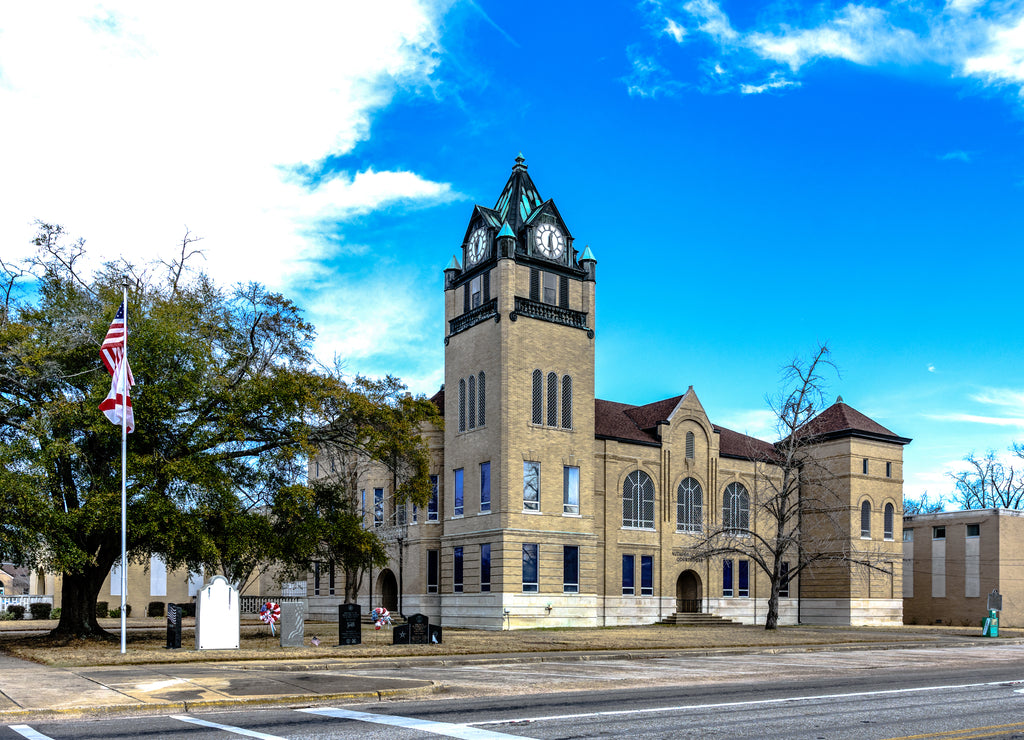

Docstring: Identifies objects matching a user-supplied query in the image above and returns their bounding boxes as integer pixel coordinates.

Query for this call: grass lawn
[1,618,1016,668]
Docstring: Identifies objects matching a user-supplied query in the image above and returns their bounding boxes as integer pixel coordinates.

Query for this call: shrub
[29,603,51,620]
[109,604,132,619]
[0,610,14,621]
[6,605,25,619]
[148,601,165,618]
[95,601,109,618]
[179,602,196,618]
[50,608,61,620]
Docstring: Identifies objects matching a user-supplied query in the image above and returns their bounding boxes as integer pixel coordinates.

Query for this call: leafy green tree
[0,223,435,640]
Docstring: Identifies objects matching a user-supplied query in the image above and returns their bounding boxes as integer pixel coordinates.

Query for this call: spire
[493,153,544,234]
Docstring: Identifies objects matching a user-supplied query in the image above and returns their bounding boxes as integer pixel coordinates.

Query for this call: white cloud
[715,409,778,441]
[961,15,1024,88]
[938,150,972,162]
[928,364,937,373]
[683,0,739,44]
[928,413,1024,427]
[740,75,800,94]
[0,3,454,290]
[665,18,687,43]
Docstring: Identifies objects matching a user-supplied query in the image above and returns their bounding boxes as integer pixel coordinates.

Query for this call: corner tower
[442,155,598,628]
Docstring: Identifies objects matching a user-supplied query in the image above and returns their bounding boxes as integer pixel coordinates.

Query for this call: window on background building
[967,523,980,537]
[933,526,945,540]
[313,561,321,596]
[722,483,749,533]
[360,489,366,523]
[524,461,540,511]
[480,462,491,513]
[481,544,491,592]
[532,369,543,424]
[374,488,384,527]
[458,378,466,432]
[547,372,558,426]
[470,275,482,309]
[478,372,486,427]
[564,545,579,593]
[150,554,167,597]
[622,470,655,529]
[412,502,418,524]
[884,503,895,540]
[563,466,580,515]
[723,559,734,597]
[427,550,439,593]
[904,529,914,542]
[395,498,406,526]
[453,547,464,593]
[863,458,869,475]
[454,469,464,517]
[886,461,893,478]
[685,432,695,459]
[468,375,476,429]
[640,555,653,595]
[561,375,573,429]
[738,560,749,597]
[622,554,635,595]
[328,561,335,596]
[428,476,439,521]
[543,271,557,305]
[677,477,703,532]
[779,562,790,597]
[861,501,872,539]
[522,543,539,592]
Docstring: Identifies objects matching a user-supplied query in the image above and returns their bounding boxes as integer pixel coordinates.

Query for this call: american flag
[99,302,135,433]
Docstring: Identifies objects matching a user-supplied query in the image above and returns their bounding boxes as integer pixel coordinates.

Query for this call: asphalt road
[5,644,1024,739]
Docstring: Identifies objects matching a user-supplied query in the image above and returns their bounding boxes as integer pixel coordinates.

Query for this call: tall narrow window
[861,500,872,539]
[884,503,895,540]
[458,378,466,432]
[361,489,366,522]
[328,561,335,596]
[559,275,569,309]
[622,554,635,595]
[685,432,695,459]
[480,462,491,513]
[564,545,579,593]
[468,375,476,429]
[532,369,543,424]
[313,561,320,596]
[640,555,653,595]
[738,560,749,597]
[723,559,734,597]
[478,372,486,427]
[779,561,790,597]
[886,461,892,478]
[677,477,703,532]
[523,461,540,511]
[395,499,406,526]
[862,458,869,475]
[470,275,482,309]
[454,469,464,517]
[547,372,558,426]
[561,375,573,429]
[427,550,439,593]
[529,268,540,301]
[722,482,749,533]
[623,470,655,529]
[428,475,439,521]
[481,543,491,592]
[453,546,464,593]
[374,488,384,528]
[563,466,580,515]
[543,271,557,305]
[522,543,538,592]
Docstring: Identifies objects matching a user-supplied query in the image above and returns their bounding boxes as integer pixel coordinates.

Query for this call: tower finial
[514,152,527,170]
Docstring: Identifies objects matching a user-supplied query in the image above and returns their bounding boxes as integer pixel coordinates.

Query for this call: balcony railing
[513,297,591,335]
[448,298,499,339]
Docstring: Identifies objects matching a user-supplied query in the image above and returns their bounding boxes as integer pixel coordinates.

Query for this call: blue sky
[2,1,1023,505]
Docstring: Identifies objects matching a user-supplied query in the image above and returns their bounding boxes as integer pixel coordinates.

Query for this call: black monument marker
[165,603,181,649]
[338,603,361,645]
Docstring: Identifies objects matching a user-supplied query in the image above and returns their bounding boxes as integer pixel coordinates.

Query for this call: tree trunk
[50,564,114,640]
[764,580,780,630]
[344,565,363,604]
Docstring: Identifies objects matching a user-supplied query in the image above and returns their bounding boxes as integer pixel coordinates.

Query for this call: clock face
[467,227,488,264]
[534,223,565,260]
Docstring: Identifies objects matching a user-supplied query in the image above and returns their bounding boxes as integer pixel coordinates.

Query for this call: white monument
[194,575,239,650]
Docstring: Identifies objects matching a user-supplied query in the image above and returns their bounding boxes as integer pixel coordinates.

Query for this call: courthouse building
[310,156,911,629]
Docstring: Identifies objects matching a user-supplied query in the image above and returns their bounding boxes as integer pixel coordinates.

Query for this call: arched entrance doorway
[377,569,398,613]
[676,570,702,613]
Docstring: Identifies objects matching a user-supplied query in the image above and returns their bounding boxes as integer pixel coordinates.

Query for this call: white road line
[473,679,1024,727]
[170,715,288,740]
[8,726,54,740]
[299,706,535,739]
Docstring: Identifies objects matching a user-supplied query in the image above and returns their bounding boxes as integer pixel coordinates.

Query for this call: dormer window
[470,275,482,309]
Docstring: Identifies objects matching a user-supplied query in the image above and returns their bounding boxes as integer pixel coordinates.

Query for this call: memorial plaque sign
[195,575,240,650]
[165,603,181,649]
[393,623,410,644]
[408,613,430,644]
[988,589,1003,612]
[280,602,304,648]
[339,603,361,645]
[429,623,443,644]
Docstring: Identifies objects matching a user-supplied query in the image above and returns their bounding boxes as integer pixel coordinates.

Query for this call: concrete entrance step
[657,612,741,626]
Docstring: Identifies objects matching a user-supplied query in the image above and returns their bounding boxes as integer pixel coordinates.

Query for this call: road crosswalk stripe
[170,714,288,739]
[299,706,536,739]
[9,726,54,740]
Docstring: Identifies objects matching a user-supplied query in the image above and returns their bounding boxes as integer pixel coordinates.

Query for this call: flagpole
[120,276,129,655]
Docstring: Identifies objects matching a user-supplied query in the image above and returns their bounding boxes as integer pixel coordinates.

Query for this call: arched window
[478,372,486,427]
[722,482,749,534]
[884,502,894,540]
[532,370,543,424]
[623,470,655,529]
[468,375,476,430]
[685,431,695,459]
[458,378,466,433]
[547,372,558,426]
[677,477,703,532]
[561,375,573,429]
[861,500,872,538]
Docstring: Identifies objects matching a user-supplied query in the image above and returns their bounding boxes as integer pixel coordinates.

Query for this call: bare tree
[948,450,1024,510]
[903,492,944,515]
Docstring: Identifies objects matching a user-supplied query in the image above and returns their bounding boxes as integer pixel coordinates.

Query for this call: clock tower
[441,155,598,627]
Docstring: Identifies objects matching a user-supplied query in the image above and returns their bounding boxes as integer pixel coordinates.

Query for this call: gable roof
[714,425,780,462]
[492,154,544,233]
[429,387,444,416]
[797,400,911,445]
[594,399,662,446]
